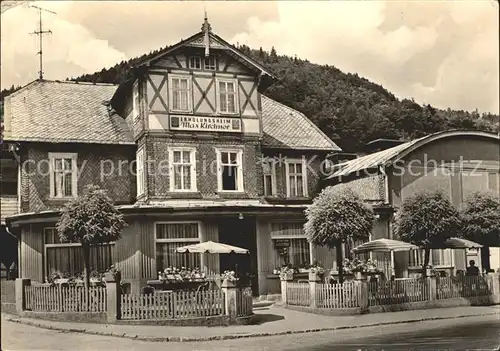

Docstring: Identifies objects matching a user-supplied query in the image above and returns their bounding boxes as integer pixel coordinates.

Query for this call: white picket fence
[25,284,107,312]
[120,289,225,320]
[368,278,430,306]
[316,282,360,308]
[286,282,310,306]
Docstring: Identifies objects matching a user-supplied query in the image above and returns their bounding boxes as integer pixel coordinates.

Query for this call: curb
[4,312,499,343]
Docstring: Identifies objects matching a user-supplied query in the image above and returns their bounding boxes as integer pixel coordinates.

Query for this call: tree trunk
[422,248,430,278]
[336,243,344,284]
[82,244,91,290]
[481,246,490,272]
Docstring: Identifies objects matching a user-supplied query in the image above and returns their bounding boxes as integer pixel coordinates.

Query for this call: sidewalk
[3,305,500,342]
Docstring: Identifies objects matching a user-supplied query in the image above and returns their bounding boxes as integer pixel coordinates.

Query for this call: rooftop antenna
[29,5,56,80]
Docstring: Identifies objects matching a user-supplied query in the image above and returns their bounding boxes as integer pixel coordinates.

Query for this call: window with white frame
[189,57,202,69]
[270,222,310,268]
[49,153,78,198]
[44,228,114,276]
[217,79,237,114]
[132,81,140,120]
[262,159,276,196]
[285,158,307,197]
[155,222,200,270]
[169,75,192,113]
[408,249,452,267]
[204,56,216,70]
[136,148,145,196]
[216,149,243,192]
[169,147,197,192]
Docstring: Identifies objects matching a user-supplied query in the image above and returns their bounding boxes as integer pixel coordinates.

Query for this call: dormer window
[189,55,216,71]
[189,57,202,69]
[204,56,216,70]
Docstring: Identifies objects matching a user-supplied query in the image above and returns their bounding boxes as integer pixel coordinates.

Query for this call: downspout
[379,165,390,206]
[379,165,394,277]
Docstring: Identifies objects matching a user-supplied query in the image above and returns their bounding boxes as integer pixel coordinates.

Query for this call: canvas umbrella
[352,239,419,278]
[352,238,419,253]
[176,241,249,277]
[427,237,483,249]
[175,241,249,254]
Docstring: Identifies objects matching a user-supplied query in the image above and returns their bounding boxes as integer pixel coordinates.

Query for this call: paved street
[2,314,499,350]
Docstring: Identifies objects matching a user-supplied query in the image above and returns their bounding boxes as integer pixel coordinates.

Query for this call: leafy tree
[394,191,461,275]
[461,192,500,271]
[56,185,126,289]
[304,187,375,283]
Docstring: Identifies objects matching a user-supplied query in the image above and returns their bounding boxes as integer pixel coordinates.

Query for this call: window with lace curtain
[270,222,310,268]
[44,228,114,276]
[155,222,201,270]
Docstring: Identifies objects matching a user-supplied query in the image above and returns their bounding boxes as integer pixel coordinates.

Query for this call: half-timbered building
[3,18,340,297]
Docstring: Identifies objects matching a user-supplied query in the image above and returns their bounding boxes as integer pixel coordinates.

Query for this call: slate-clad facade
[3,20,340,296]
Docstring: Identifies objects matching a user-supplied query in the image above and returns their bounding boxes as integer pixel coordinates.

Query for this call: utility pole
[29,5,56,80]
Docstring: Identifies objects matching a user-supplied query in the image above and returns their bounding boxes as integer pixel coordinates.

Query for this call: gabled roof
[3,80,338,152]
[135,31,278,81]
[328,130,499,179]
[262,95,340,151]
[3,80,134,145]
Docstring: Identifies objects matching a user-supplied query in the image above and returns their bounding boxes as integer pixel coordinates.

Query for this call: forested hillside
[1,45,498,152]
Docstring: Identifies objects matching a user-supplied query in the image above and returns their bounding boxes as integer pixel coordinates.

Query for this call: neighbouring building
[326,130,500,276]
[3,18,341,297]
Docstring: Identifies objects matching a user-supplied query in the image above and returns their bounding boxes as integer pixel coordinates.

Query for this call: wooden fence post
[357,280,369,311]
[489,273,500,304]
[309,272,321,308]
[428,276,437,301]
[279,272,293,305]
[105,276,121,322]
[15,278,30,314]
[221,279,238,323]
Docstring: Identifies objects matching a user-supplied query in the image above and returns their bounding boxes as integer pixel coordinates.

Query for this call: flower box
[354,271,367,280]
[308,271,323,282]
[103,271,121,283]
[279,271,294,281]
[54,278,70,285]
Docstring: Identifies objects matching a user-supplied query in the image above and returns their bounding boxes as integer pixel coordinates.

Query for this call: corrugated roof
[3,80,134,145]
[328,130,499,179]
[262,95,340,151]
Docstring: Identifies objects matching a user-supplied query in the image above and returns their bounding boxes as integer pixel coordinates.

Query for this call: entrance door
[218,216,258,296]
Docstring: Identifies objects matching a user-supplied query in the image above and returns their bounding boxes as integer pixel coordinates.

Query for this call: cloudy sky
[1,0,498,113]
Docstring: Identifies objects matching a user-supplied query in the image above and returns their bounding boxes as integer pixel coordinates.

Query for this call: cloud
[1,1,126,85]
[231,1,499,113]
[1,0,498,114]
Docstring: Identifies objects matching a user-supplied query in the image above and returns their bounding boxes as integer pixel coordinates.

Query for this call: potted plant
[279,265,294,281]
[221,270,239,287]
[344,258,375,280]
[309,265,325,281]
[103,265,121,283]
